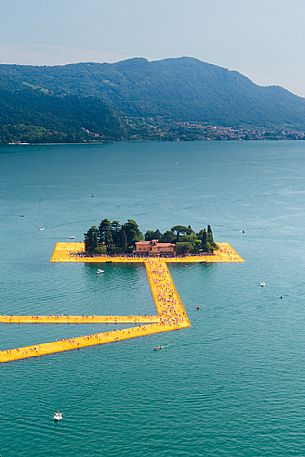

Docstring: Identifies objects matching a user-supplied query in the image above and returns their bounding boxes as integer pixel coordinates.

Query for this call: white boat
[68,236,75,239]
[154,346,162,351]
[97,269,104,274]
[53,411,63,421]
[39,227,46,231]
[260,282,266,287]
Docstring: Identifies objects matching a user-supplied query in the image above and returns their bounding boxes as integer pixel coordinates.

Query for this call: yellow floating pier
[0,241,243,363]
[0,323,187,364]
[0,315,160,324]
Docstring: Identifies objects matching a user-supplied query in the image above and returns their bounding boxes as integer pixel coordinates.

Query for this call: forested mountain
[1,57,305,143]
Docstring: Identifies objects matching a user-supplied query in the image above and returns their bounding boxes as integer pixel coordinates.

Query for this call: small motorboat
[260,282,266,287]
[154,346,162,351]
[97,269,104,274]
[68,236,75,240]
[53,411,63,421]
[39,227,46,231]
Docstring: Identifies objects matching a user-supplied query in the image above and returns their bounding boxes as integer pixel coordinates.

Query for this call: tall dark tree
[111,220,121,247]
[199,228,210,252]
[84,225,99,253]
[207,224,216,248]
[145,229,162,241]
[122,219,143,247]
[99,219,113,248]
[154,229,162,240]
[201,228,207,249]
[145,230,155,241]
[120,229,128,252]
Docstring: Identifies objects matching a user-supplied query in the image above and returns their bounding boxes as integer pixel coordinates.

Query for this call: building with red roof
[134,240,176,256]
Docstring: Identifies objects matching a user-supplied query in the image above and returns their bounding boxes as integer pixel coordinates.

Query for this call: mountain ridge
[1,56,305,143]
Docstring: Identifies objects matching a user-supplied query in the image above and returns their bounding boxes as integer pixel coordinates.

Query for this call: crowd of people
[146,259,190,329]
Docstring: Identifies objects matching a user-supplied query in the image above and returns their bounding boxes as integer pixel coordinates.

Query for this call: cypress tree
[207,225,216,249]
[201,228,208,251]
[120,229,128,253]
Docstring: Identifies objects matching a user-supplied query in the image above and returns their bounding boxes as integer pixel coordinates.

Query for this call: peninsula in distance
[2,56,305,144]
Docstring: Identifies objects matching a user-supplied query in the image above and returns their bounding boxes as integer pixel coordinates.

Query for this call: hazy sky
[1,0,305,96]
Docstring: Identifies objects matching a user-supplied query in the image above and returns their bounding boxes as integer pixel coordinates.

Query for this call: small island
[83,219,218,257]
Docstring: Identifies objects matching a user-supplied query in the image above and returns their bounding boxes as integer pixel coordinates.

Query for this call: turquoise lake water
[1,141,305,456]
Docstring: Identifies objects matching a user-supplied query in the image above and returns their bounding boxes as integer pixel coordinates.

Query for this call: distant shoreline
[3,137,305,146]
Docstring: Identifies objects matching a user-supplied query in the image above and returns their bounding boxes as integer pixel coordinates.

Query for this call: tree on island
[171,225,193,242]
[145,229,162,241]
[207,225,217,250]
[120,229,128,252]
[200,228,206,245]
[84,218,143,254]
[98,219,113,251]
[160,230,176,243]
[199,228,211,253]
[84,225,99,253]
[111,220,121,247]
[176,242,194,255]
[122,219,143,250]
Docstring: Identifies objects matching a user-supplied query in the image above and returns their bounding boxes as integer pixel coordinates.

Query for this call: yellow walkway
[0,323,186,364]
[0,315,160,324]
[0,258,191,363]
[50,241,244,263]
[0,241,243,363]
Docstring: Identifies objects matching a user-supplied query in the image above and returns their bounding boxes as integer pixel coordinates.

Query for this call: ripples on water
[2,141,305,456]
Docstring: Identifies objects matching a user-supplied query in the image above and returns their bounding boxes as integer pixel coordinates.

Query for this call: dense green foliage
[1,57,305,143]
[84,219,144,254]
[0,88,127,143]
[84,225,99,253]
[84,218,217,255]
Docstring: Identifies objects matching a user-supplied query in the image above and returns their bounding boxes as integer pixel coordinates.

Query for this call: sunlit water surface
[1,141,305,456]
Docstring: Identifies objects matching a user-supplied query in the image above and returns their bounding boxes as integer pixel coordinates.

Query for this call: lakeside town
[3,121,305,145]
[126,118,305,142]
